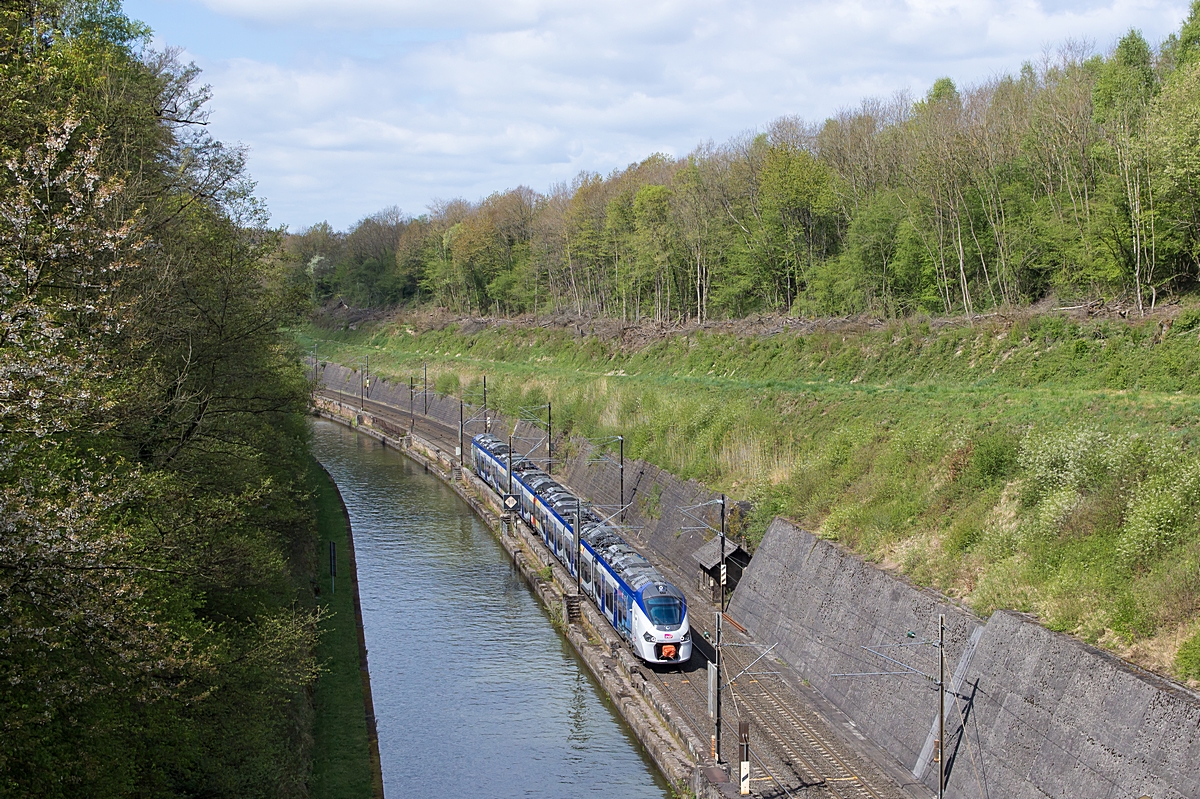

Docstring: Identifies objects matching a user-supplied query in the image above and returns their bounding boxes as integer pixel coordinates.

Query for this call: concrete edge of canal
[315,460,387,799]
[315,399,734,799]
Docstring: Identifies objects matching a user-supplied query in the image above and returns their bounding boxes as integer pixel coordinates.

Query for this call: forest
[1,2,319,796]
[296,7,1200,323]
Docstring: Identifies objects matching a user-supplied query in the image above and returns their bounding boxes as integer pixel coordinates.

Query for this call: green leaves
[1,4,319,796]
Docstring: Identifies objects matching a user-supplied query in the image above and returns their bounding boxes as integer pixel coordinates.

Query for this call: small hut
[691,537,751,603]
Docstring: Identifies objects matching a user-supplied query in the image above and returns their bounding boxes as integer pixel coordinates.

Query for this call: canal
[312,420,671,798]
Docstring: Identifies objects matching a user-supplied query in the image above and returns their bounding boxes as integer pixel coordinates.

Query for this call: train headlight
[643,632,654,642]
[682,630,691,642]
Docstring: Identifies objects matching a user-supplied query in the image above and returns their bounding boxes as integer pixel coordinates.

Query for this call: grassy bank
[299,310,1200,684]
[309,460,378,799]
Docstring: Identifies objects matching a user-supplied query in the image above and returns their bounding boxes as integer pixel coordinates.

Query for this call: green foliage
[970,429,1020,485]
[1177,629,1200,680]
[1119,460,1200,565]
[1,3,321,796]
[640,483,664,520]
[926,76,960,105]
[1093,30,1156,123]
[1176,0,1200,67]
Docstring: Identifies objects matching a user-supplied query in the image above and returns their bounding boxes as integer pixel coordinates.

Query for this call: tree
[1,4,319,794]
[1148,60,1200,282]
[759,135,837,313]
[1094,30,1160,313]
[633,184,676,323]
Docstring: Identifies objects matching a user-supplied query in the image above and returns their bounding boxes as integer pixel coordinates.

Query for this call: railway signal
[502,494,518,510]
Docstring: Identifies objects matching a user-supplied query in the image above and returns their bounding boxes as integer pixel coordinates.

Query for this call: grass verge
[309,458,377,799]
[298,311,1200,685]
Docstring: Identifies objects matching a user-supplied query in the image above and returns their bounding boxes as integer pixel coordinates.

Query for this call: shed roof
[692,537,751,569]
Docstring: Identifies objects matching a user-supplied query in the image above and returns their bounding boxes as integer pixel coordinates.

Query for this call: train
[471,433,692,665]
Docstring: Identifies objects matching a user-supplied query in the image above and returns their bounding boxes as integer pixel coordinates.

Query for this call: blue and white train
[472,433,692,665]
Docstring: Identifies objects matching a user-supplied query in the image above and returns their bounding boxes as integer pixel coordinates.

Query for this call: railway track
[644,609,894,799]
[315,386,905,799]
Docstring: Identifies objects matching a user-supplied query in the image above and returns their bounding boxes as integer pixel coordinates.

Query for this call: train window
[645,596,683,626]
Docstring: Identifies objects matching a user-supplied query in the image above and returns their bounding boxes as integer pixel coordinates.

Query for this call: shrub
[1119,460,1200,566]
[1019,426,1121,500]
[974,430,1019,480]
[1177,630,1200,681]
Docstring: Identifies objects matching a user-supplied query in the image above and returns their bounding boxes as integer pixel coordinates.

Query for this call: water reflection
[312,420,669,798]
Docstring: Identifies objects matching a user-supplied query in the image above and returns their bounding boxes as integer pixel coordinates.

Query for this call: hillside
[302,305,1200,685]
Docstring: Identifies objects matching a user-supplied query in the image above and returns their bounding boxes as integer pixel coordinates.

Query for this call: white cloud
[157,0,1192,228]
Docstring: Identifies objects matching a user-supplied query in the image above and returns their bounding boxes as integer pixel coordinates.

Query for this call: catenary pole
[619,436,625,520]
[938,613,945,799]
[715,610,723,763]
[719,494,727,612]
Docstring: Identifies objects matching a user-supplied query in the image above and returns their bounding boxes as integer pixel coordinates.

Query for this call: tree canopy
[300,20,1200,323]
[1,2,318,796]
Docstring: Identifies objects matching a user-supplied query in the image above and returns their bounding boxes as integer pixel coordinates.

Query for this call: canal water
[312,420,671,798]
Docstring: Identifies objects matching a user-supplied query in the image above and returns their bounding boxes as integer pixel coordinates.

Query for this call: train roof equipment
[473,433,674,595]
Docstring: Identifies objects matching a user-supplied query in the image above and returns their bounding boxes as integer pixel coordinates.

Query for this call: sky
[123,0,1192,231]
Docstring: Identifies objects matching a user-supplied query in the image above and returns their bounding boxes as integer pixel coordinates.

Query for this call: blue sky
[124,0,1192,231]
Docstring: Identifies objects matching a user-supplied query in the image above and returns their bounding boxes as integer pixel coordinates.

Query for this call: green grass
[298,310,1200,682]
[309,460,377,799]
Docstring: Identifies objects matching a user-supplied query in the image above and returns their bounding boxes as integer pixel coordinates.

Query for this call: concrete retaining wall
[729,518,1200,799]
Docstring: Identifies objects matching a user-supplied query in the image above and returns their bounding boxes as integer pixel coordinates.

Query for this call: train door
[616,591,632,639]
[580,553,592,595]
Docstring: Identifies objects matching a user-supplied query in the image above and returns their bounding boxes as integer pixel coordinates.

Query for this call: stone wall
[729,517,1200,799]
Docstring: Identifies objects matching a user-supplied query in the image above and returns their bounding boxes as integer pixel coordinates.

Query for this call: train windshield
[645,596,683,626]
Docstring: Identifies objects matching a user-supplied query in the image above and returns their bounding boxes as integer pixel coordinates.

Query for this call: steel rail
[716,639,885,799]
[648,666,800,799]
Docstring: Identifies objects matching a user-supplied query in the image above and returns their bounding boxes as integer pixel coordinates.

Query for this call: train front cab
[631,584,691,665]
